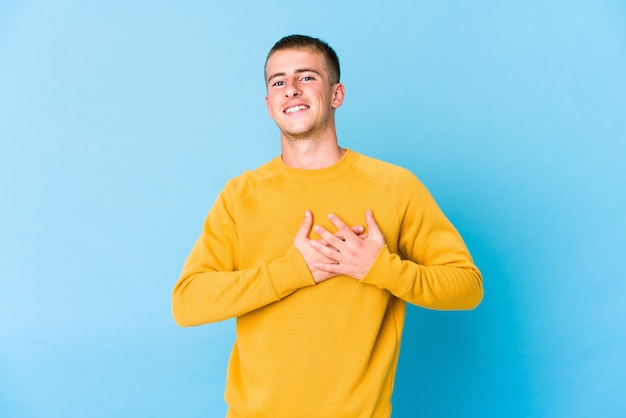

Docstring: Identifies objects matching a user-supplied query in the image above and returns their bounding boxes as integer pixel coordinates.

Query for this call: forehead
[265,48,329,78]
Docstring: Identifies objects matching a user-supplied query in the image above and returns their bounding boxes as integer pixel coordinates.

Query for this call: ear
[265,94,274,119]
[331,83,345,109]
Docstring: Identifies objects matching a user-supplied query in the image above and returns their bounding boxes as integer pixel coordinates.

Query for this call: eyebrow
[266,68,323,84]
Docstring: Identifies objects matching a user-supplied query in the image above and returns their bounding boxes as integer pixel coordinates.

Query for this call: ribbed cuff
[265,245,316,300]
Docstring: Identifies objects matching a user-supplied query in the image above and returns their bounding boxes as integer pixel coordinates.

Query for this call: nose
[284,80,301,98]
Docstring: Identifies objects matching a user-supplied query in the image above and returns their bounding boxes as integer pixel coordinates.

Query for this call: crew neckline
[272,148,358,181]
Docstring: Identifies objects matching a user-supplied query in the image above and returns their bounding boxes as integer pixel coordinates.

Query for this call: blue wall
[1,1,624,417]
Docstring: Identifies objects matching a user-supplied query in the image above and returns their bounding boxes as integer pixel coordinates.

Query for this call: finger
[310,239,341,260]
[317,237,337,247]
[295,210,313,240]
[313,261,342,275]
[365,210,383,237]
[327,213,356,239]
[309,237,341,255]
[325,226,363,244]
[314,225,344,249]
[351,225,365,235]
[317,238,331,246]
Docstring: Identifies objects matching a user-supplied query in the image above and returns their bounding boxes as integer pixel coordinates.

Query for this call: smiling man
[172,34,483,418]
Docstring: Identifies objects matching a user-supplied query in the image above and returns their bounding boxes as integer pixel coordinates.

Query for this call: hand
[293,210,366,283]
[309,211,386,280]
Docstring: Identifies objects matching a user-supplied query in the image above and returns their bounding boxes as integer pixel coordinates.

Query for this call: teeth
[285,105,308,114]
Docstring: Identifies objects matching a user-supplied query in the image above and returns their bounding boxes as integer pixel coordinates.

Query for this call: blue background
[1,1,625,417]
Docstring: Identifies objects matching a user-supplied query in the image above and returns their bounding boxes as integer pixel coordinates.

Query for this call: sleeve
[361,174,483,310]
[172,183,315,327]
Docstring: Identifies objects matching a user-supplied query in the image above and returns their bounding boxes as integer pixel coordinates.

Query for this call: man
[172,34,483,418]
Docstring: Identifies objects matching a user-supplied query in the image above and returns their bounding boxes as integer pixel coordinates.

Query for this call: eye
[301,76,315,82]
[272,80,285,87]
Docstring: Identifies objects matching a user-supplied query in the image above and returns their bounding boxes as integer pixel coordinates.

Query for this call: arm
[310,180,483,310]
[172,193,366,327]
[384,177,484,309]
[172,189,315,327]
[363,239,483,310]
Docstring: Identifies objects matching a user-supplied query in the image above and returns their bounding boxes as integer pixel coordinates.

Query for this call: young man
[173,35,483,418]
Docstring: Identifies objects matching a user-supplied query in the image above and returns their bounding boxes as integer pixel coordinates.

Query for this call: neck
[280,136,345,169]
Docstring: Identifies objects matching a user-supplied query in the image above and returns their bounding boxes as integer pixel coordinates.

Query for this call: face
[265,48,344,142]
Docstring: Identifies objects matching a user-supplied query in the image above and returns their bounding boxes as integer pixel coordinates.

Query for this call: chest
[233,180,401,267]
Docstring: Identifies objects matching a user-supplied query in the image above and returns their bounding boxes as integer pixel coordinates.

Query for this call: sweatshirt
[173,149,483,417]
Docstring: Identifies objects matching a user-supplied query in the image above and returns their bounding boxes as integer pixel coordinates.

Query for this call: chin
[282,128,315,141]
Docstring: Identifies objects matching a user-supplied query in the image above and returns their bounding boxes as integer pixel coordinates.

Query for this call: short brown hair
[265,34,341,85]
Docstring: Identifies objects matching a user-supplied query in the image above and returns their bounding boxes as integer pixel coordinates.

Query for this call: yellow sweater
[173,150,483,418]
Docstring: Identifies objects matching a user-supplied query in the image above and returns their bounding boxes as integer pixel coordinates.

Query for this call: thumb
[365,210,382,237]
[296,210,314,240]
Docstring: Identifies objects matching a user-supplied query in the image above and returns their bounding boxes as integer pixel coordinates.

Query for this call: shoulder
[351,151,424,190]
[222,157,281,199]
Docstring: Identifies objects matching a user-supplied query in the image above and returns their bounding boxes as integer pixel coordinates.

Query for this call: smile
[284,105,309,114]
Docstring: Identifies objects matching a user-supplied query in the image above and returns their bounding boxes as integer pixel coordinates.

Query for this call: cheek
[266,97,277,118]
